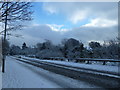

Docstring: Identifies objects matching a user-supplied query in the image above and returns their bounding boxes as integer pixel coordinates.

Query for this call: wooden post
[103,61,106,65]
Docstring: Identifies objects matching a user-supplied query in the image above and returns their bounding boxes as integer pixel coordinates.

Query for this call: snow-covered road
[14,56,119,88]
[2,56,99,88]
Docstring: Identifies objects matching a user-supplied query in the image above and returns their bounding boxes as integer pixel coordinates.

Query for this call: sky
[6,2,118,47]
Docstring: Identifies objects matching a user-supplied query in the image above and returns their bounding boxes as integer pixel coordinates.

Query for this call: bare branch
[0,2,33,34]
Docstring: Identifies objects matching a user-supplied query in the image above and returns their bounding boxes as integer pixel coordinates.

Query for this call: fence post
[103,61,106,65]
[87,60,90,64]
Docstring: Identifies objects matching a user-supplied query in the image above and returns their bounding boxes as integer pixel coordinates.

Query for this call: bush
[36,49,63,59]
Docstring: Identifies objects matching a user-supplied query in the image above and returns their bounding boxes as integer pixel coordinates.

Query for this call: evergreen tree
[22,42,27,50]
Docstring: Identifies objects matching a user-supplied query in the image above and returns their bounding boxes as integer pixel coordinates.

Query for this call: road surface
[2,56,120,88]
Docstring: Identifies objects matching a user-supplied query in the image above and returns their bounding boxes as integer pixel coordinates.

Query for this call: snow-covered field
[2,56,100,88]
[18,56,119,75]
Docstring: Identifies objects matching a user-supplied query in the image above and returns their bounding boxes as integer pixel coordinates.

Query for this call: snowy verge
[13,56,119,75]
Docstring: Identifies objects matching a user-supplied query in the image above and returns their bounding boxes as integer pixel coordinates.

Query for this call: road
[14,56,120,88]
[3,56,101,88]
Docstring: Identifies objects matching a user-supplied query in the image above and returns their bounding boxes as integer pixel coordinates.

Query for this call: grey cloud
[71,26,117,41]
[9,24,118,47]
[9,24,65,46]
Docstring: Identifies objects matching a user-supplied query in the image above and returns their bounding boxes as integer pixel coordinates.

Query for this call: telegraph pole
[2,2,8,73]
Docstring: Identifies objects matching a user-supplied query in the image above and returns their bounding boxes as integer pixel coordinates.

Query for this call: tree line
[4,38,120,60]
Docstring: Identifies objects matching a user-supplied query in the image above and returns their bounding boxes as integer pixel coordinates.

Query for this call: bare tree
[0,2,33,72]
[0,2,33,33]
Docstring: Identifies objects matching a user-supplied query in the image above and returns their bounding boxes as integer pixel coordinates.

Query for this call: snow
[3,57,58,88]
[2,56,99,88]
[76,58,120,62]
[16,56,120,77]
[18,56,119,75]
[41,60,119,74]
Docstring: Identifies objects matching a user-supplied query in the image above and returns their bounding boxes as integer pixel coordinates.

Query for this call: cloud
[43,5,57,14]
[42,2,118,24]
[0,22,4,34]
[9,23,118,47]
[46,24,68,32]
[74,26,117,41]
[83,18,117,27]
[9,24,66,46]
[69,10,88,24]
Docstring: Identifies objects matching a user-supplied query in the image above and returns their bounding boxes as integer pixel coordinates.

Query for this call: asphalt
[15,57,120,89]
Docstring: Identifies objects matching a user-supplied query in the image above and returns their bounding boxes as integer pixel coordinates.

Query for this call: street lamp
[2,2,8,73]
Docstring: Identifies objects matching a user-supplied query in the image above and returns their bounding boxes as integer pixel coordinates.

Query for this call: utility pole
[2,2,8,73]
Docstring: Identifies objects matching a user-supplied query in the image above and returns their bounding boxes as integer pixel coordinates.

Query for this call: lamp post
[2,2,8,73]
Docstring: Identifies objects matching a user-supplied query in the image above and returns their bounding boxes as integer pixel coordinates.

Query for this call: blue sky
[32,2,91,29]
[8,2,118,46]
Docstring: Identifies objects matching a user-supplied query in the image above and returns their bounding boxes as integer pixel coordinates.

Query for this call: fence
[75,58,120,65]
[17,55,120,65]
[40,57,120,65]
